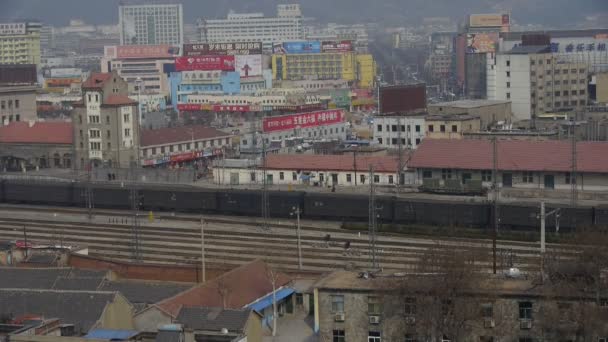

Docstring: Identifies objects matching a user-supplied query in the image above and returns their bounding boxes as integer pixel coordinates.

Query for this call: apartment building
[119,3,184,45]
[425,114,481,140]
[0,21,41,65]
[198,5,304,51]
[372,115,426,149]
[487,46,588,122]
[0,64,38,125]
[72,71,139,169]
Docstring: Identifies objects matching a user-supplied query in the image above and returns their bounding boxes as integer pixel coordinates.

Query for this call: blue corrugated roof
[247,288,295,312]
[84,329,139,340]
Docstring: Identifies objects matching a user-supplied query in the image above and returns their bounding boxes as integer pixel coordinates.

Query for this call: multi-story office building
[0,64,38,126]
[372,115,426,149]
[119,3,184,45]
[0,21,41,65]
[72,71,140,169]
[487,46,588,122]
[198,4,304,51]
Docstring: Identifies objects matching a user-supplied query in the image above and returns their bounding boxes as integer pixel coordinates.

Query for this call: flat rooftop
[428,99,511,109]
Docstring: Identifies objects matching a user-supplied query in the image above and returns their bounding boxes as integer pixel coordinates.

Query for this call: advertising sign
[466,33,499,53]
[321,41,353,53]
[181,70,222,83]
[379,84,426,114]
[263,109,345,133]
[50,68,82,78]
[135,94,167,113]
[274,41,321,54]
[235,55,262,77]
[469,14,509,28]
[213,105,262,112]
[177,103,205,112]
[111,45,180,59]
[45,78,81,87]
[183,42,263,56]
[174,56,236,72]
[0,23,26,35]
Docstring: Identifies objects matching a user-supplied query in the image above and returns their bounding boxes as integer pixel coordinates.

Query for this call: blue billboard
[277,41,321,54]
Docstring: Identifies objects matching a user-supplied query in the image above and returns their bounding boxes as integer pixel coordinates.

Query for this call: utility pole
[368,166,378,270]
[352,150,358,186]
[540,201,546,283]
[261,132,270,230]
[23,225,28,258]
[291,206,303,270]
[570,127,578,207]
[397,116,403,190]
[200,218,206,282]
[492,137,499,274]
[85,160,93,220]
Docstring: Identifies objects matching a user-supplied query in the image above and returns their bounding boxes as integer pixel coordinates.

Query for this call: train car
[594,206,608,228]
[449,201,492,228]
[303,192,393,222]
[393,198,417,224]
[412,200,455,227]
[217,189,264,216]
[498,203,540,230]
[3,180,75,206]
[0,179,4,203]
[139,185,217,213]
[545,204,594,232]
[78,182,131,209]
[268,191,305,218]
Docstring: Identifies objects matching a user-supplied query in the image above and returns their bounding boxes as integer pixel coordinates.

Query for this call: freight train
[1,179,607,231]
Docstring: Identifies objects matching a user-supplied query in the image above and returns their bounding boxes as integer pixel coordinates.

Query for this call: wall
[244,312,263,342]
[425,118,481,139]
[221,71,241,95]
[134,306,173,332]
[427,102,512,129]
[0,143,73,170]
[0,86,38,126]
[356,54,376,89]
[490,54,532,122]
[372,116,426,149]
[100,293,135,330]
[597,72,608,103]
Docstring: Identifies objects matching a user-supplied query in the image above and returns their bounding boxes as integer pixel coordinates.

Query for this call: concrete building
[597,72,608,104]
[119,3,184,45]
[0,85,38,126]
[0,121,73,171]
[427,99,512,130]
[487,47,588,123]
[72,71,139,169]
[177,307,263,342]
[0,21,41,65]
[409,139,608,194]
[198,5,304,51]
[372,115,426,149]
[214,154,404,187]
[425,113,481,139]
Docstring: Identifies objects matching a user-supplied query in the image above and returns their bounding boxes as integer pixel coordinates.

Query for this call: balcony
[89,150,102,159]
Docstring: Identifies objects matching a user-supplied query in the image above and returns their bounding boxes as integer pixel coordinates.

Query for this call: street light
[290,206,303,270]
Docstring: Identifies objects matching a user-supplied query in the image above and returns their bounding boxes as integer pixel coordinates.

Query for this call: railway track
[0,205,578,274]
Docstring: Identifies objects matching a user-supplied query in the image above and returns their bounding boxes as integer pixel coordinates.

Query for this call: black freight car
[82,182,131,209]
[217,189,263,216]
[393,198,417,224]
[268,191,305,218]
[595,206,608,228]
[139,185,217,213]
[304,192,393,222]
[3,180,75,206]
[545,205,595,232]
[498,203,540,230]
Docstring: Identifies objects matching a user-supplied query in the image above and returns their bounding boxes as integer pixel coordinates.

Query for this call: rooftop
[81,72,112,90]
[0,121,73,145]
[426,113,480,121]
[428,99,511,109]
[508,45,552,54]
[176,307,252,333]
[409,139,608,173]
[99,280,193,305]
[140,125,232,147]
[104,95,137,106]
[501,29,608,40]
[264,154,404,173]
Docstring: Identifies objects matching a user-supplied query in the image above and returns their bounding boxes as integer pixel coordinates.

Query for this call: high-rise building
[0,21,42,65]
[198,4,304,51]
[39,25,55,53]
[119,3,184,46]
[72,70,140,169]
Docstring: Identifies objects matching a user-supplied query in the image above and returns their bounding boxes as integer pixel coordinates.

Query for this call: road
[0,205,578,274]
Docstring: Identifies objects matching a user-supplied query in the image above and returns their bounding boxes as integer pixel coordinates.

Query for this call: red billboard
[111,45,180,59]
[177,103,205,112]
[263,109,345,133]
[212,105,256,112]
[321,41,353,53]
[183,42,263,56]
[379,84,427,114]
[175,56,236,72]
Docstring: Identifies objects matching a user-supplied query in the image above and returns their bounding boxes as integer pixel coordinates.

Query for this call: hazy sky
[1,0,607,26]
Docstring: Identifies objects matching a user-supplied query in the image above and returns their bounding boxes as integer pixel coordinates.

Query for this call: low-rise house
[213,154,407,187]
[425,113,481,140]
[176,307,262,342]
[427,99,512,129]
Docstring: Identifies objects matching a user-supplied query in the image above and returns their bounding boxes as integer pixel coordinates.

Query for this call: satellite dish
[221,328,229,334]
[506,267,521,278]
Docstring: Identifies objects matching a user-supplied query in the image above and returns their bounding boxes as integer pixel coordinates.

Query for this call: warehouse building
[427,99,512,130]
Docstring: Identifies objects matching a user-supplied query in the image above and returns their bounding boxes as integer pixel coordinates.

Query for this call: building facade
[487,50,588,122]
[425,114,481,139]
[0,21,41,65]
[427,99,512,130]
[372,115,426,150]
[198,5,303,51]
[72,71,140,169]
[119,3,184,45]
[0,85,38,126]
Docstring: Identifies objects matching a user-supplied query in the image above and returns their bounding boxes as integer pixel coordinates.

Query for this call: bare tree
[265,261,279,337]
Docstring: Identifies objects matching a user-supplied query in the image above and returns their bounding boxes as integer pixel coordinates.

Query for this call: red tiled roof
[157,260,292,317]
[0,121,73,145]
[140,125,232,147]
[265,154,402,173]
[409,139,608,173]
[81,72,112,89]
[104,95,137,106]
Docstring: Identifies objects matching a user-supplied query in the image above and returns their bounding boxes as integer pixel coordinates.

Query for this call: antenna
[368,165,378,270]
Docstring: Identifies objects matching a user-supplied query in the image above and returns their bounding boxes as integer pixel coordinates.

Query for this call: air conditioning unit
[369,315,381,324]
[520,320,532,330]
[484,319,495,328]
[405,316,416,325]
[334,313,345,322]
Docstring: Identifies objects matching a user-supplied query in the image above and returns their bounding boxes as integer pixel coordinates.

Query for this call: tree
[265,261,279,337]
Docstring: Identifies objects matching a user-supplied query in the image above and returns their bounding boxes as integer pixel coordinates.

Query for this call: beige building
[72,71,140,169]
[0,21,41,65]
[597,72,608,104]
[427,99,512,130]
[425,114,481,139]
[0,84,38,125]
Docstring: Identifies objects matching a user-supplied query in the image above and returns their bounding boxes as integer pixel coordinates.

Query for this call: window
[376,124,382,132]
[519,301,533,320]
[440,125,446,132]
[250,172,256,182]
[404,297,416,316]
[580,89,586,95]
[522,172,534,183]
[423,170,432,179]
[482,303,493,318]
[89,115,100,124]
[346,174,352,183]
[481,170,492,182]
[546,59,551,64]
[15,100,19,108]
[405,334,416,342]
[563,90,569,96]
[506,82,510,88]
[546,70,552,75]
[415,125,420,132]
[530,60,535,65]
[292,172,297,181]
[506,60,510,67]
[124,128,131,137]
[368,296,382,315]
[106,116,110,124]
[90,142,101,150]
[331,295,344,312]
[428,125,434,132]
[368,331,381,342]
[506,92,511,100]
[565,172,576,184]
[89,130,100,138]
[1,101,4,109]
[360,175,366,184]
[506,71,510,77]
[441,169,452,180]
[377,138,383,144]
[169,145,174,152]
[555,102,561,107]
[416,138,421,145]
[391,125,397,132]
[333,330,345,342]
[374,175,380,183]
[123,114,130,123]
[580,68,586,73]
[555,91,561,96]
[580,100,586,106]
[388,175,394,184]
[392,138,398,145]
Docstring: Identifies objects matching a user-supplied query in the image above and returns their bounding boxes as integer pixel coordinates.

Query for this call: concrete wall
[372,116,426,150]
[134,306,172,333]
[0,143,73,170]
[0,86,38,126]
[426,118,481,140]
[244,312,263,342]
[427,101,512,130]
[99,293,135,330]
[598,72,608,104]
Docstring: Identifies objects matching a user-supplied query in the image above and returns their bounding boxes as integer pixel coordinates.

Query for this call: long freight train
[1,180,607,231]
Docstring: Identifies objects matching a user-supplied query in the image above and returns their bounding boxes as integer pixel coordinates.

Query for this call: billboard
[106,45,180,59]
[466,33,499,53]
[321,41,353,53]
[379,84,427,114]
[174,56,236,72]
[469,14,510,28]
[213,105,260,112]
[0,22,26,35]
[45,78,81,87]
[235,55,262,77]
[183,42,263,56]
[181,70,222,83]
[274,41,321,54]
[50,68,82,78]
[263,109,345,133]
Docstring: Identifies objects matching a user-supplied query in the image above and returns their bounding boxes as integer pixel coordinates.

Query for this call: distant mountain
[1,0,606,28]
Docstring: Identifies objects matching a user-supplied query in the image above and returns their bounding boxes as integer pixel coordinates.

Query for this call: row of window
[1,114,20,123]
[376,124,421,133]
[79,113,130,125]
[422,169,577,184]
[377,137,421,146]
[251,171,386,184]
[142,138,231,156]
[0,99,20,110]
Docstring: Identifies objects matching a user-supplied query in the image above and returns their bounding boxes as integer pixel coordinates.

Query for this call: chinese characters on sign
[263,110,346,133]
[174,56,236,71]
[183,42,263,56]
[0,23,26,35]
[115,45,179,59]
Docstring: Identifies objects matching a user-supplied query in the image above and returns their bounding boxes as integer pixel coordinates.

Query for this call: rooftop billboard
[469,14,510,28]
[379,84,427,114]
